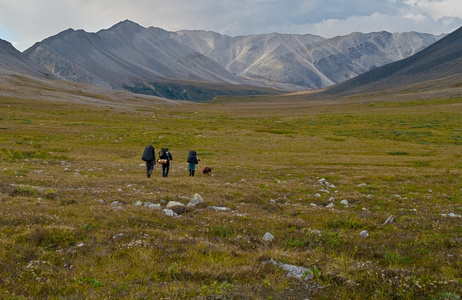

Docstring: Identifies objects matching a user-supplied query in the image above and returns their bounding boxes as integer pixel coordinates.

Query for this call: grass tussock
[0,95,461,299]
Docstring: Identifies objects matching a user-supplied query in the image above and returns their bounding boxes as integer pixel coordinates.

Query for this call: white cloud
[0,0,461,51]
[404,0,462,20]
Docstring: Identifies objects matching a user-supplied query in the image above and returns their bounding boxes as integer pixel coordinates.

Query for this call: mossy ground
[0,95,461,299]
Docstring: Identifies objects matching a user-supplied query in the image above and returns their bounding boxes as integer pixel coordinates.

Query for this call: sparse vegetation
[0,94,461,299]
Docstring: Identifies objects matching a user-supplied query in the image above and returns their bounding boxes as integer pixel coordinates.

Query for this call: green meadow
[0,94,461,299]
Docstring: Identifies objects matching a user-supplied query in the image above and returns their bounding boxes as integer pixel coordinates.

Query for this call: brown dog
[202,167,213,175]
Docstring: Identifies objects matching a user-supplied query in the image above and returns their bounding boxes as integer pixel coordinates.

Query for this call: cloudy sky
[1,0,462,51]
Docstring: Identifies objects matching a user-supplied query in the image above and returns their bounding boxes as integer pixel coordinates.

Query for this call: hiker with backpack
[187,150,200,176]
[142,145,156,178]
[158,148,173,178]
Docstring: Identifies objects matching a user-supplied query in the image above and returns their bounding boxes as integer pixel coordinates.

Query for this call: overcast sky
[1,0,462,51]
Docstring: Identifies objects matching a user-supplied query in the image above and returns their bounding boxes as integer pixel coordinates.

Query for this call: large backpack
[142,145,155,161]
[158,148,167,158]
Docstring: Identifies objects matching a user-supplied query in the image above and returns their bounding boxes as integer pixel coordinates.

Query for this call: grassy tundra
[0,94,461,299]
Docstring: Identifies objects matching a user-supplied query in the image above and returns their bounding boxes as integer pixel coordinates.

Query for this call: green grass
[0,95,461,299]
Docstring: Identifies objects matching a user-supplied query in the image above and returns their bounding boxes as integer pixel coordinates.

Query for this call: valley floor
[0,93,461,299]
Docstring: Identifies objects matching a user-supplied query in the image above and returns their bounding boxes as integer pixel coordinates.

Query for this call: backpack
[158,148,166,158]
[142,145,155,161]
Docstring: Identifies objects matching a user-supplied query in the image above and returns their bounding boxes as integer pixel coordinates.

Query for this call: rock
[314,193,321,197]
[163,209,178,217]
[166,201,184,209]
[170,205,187,215]
[326,203,335,208]
[383,215,394,224]
[195,202,208,209]
[187,193,204,208]
[441,213,461,218]
[144,202,161,209]
[310,203,317,207]
[359,230,369,238]
[110,201,122,206]
[358,183,367,187]
[113,233,124,239]
[329,197,335,202]
[270,259,313,281]
[133,200,143,206]
[209,206,229,212]
[340,199,349,206]
[262,232,275,242]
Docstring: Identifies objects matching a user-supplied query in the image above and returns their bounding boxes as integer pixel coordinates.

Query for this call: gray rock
[166,201,184,208]
[270,259,313,281]
[359,230,369,238]
[187,193,204,208]
[262,232,275,242]
[441,213,461,218]
[133,200,143,206]
[340,199,349,207]
[209,206,229,212]
[326,203,335,208]
[163,209,178,217]
[144,202,161,209]
[110,201,121,206]
[112,233,124,239]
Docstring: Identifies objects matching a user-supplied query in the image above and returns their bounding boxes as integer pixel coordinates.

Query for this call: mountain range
[21,20,443,100]
[319,25,462,98]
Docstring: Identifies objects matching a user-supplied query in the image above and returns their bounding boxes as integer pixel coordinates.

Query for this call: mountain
[0,38,54,78]
[23,20,443,100]
[320,26,462,97]
[24,20,281,101]
[171,30,441,90]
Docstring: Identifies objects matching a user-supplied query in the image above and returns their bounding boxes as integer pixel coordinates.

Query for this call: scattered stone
[359,230,369,238]
[209,206,230,212]
[163,209,178,217]
[133,200,143,206]
[329,197,335,202]
[77,242,85,247]
[383,215,395,225]
[270,259,313,281]
[113,233,124,239]
[195,202,208,209]
[326,203,335,208]
[166,201,184,209]
[314,193,321,197]
[144,202,161,209]
[310,203,317,207]
[340,199,349,207]
[170,205,187,215]
[269,199,276,203]
[98,199,105,204]
[262,232,275,242]
[441,213,461,218]
[187,193,204,208]
[358,183,367,187]
[110,201,122,206]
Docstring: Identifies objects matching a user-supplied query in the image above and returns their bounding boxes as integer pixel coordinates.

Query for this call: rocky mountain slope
[320,26,462,97]
[23,20,443,100]
[171,29,441,90]
[0,39,54,78]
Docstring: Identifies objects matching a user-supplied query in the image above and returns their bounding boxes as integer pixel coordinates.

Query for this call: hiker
[187,150,199,176]
[158,148,173,177]
[142,145,155,178]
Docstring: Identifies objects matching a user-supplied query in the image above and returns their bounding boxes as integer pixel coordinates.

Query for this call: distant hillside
[0,39,54,78]
[23,20,443,101]
[172,30,441,90]
[321,26,462,97]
